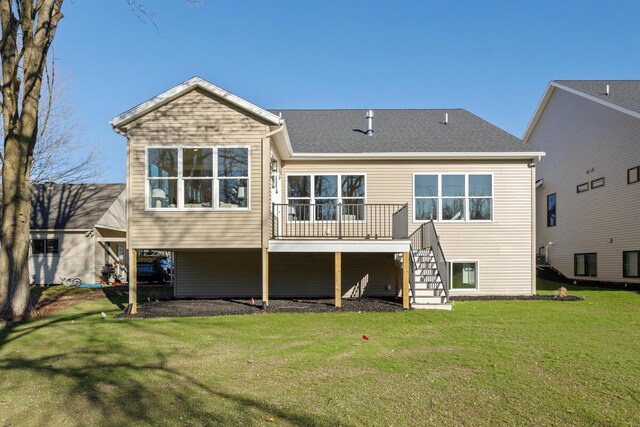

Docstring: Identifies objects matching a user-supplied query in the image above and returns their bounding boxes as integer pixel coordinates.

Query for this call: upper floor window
[547,193,556,227]
[31,239,59,255]
[147,147,249,210]
[414,174,492,222]
[286,174,366,221]
[628,166,639,185]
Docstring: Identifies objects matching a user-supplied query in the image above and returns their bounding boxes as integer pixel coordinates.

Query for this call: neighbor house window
[577,183,589,193]
[623,251,640,278]
[547,193,556,227]
[414,174,492,221]
[286,174,366,221]
[628,166,639,184]
[574,253,597,277]
[31,239,59,255]
[590,177,605,189]
[450,261,478,290]
[146,147,249,210]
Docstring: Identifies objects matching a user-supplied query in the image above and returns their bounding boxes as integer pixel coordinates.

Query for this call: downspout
[530,157,539,294]
[261,125,285,308]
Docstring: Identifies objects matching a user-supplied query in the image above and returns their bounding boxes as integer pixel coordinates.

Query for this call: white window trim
[413,172,494,223]
[448,260,480,292]
[285,173,367,223]
[145,146,251,212]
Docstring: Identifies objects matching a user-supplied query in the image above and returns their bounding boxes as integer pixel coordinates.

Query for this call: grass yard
[1,280,639,426]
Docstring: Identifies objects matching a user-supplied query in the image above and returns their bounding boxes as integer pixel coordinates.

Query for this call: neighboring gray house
[111,77,544,313]
[26,183,127,285]
[524,80,640,284]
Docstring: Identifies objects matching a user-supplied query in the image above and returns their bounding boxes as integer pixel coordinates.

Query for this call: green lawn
[1,280,639,426]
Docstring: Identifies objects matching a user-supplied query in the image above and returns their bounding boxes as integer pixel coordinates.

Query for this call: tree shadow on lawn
[0,312,338,426]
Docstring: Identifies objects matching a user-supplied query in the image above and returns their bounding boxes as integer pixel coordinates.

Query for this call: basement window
[574,253,597,277]
[450,261,478,290]
[623,251,639,278]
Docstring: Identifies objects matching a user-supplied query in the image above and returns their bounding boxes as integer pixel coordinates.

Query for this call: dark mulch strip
[117,297,404,319]
[451,295,583,302]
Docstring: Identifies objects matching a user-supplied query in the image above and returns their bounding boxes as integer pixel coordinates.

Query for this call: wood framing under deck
[402,251,409,309]
[128,248,138,314]
[335,252,342,307]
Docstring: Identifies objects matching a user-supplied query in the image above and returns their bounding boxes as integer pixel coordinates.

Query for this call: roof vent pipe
[365,110,374,136]
[605,84,610,96]
[444,113,449,125]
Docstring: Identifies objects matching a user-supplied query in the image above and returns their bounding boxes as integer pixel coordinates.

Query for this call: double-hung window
[414,174,492,222]
[286,174,366,221]
[218,148,249,209]
[146,147,249,210]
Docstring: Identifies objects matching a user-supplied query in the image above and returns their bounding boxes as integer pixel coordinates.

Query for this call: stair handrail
[424,220,450,301]
[409,221,450,302]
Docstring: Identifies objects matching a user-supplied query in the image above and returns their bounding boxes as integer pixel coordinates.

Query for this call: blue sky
[54,0,640,183]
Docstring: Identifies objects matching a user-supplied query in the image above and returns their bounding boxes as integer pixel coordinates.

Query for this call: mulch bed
[117,297,404,319]
[451,295,583,302]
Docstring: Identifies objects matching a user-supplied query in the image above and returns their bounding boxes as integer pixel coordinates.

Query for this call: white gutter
[288,151,546,161]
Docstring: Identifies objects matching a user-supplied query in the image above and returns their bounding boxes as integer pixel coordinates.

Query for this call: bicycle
[59,276,83,287]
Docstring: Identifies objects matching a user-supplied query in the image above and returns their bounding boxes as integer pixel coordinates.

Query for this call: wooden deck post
[402,251,410,309]
[129,248,137,314]
[335,252,342,308]
[262,248,269,308]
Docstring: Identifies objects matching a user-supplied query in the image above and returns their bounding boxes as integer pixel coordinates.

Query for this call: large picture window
[623,251,639,278]
[146,147,249,210]
[414,174,492,222]
[574,253,597,277]
[286,174,365,221]
[547,193,556,227]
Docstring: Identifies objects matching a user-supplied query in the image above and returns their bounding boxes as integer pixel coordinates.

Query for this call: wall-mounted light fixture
[270,158,278,173]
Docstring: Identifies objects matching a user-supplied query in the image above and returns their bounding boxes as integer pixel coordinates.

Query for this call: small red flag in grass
[362,335,369,341]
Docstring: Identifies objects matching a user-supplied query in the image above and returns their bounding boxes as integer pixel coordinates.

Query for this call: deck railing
[271,203,408,240]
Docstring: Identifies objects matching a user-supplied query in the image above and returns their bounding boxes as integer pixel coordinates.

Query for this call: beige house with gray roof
[525,80,640,284]
[111,77,544,313]
[21,183,127,285]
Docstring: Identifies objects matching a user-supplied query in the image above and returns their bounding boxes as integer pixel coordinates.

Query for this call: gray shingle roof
[274,109,528,153]
[1,183,125,230]
[554,80,640,115]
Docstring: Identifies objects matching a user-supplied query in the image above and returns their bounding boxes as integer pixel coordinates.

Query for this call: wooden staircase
[410,249,452,310]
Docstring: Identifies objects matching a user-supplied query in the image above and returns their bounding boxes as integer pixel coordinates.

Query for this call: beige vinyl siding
[175,249,262,298]
[175,250,396,298]
[125,88,271,249]
[529,88,640,283]
[281,159,535,295]
[29,231,96,285]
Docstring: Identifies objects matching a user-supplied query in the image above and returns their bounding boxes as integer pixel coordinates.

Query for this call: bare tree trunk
[0,0,63,321]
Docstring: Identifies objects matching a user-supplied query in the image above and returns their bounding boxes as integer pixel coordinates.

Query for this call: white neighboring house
[524,80,640,284]
[24,183,127,285]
